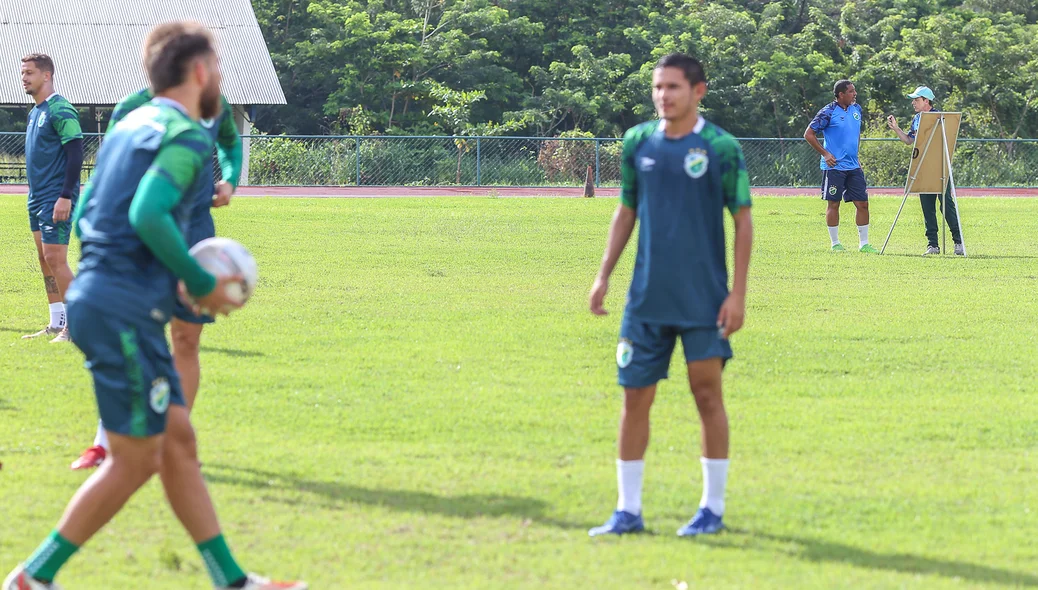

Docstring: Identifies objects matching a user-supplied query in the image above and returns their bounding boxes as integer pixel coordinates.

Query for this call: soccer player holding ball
[587,53,753,537]
[71,85,242,469]
[4,21,305,590]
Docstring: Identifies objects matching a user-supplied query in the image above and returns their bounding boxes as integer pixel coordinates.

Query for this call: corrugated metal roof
[0,0,285,105]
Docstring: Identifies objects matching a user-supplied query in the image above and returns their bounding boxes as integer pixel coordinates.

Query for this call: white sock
[699,457,729,516]
[616,459,645,515]
[858,224,870,247]
[94,420,109,451]
[827,226,840,246]
[48,302,65,329]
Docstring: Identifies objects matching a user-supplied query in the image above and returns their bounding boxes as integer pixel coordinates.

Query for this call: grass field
[1,193,1037,589]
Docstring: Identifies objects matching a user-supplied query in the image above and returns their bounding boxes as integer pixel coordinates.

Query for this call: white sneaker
[923,245,940,256]
[3,566,62,590]
[218,573,308,590]
[49,327,71,343]
[954,243,965,256]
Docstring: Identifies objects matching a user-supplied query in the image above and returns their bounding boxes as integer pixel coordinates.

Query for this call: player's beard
[200,82,222,120]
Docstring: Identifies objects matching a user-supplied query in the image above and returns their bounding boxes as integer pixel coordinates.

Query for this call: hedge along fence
[1,132,1035,188]
[245,135,1038,188]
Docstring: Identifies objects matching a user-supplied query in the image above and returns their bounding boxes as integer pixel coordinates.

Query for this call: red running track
[2,184,1036,198]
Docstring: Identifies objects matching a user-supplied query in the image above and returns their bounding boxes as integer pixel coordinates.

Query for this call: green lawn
[1,194,1037,589]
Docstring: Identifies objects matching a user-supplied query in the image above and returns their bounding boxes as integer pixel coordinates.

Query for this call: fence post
[355,136,361,186]
[476,137,482,186]
[595,138,601,187]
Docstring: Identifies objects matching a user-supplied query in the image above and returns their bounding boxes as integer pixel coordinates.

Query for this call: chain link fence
[247,135,1038,188]
[0,132,102,184]
[2,132,1036,188]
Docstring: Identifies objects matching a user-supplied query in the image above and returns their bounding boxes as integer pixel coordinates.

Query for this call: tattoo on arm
[45,275,59,294]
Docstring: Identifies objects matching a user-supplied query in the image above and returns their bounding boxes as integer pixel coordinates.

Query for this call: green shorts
[28,199,74,245]
[67,299,184,437]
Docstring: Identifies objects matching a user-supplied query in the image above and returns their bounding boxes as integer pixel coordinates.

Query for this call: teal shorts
[173,211,216,325]
[28,199,74,245]
[617,314,733,388]
[67,299,184,437]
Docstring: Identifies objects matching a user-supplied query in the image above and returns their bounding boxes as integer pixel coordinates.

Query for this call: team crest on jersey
[617,339,634,368]
[852,111,861,121]
[37,113,47,128]
[684,149,709,179]
[150,378,171,414]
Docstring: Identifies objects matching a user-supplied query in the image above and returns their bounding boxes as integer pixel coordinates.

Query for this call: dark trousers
[920,189,962,247]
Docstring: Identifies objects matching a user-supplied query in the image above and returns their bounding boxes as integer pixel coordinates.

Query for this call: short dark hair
[655,53,708,86]
[834,79,853,98]
[143,21,216,94]
[21,53,55,76]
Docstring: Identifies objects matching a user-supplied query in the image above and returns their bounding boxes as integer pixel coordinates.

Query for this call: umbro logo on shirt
[638,157,656,171]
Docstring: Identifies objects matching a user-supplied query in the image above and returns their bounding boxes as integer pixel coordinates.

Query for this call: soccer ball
[188,237,258,311]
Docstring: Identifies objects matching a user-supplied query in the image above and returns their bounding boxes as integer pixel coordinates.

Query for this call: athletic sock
[616,459,645,515]
[48,303,65,329]
[828,226,840,246]
[858,224,870,247]
[197,534,247,588]
[23,530,79,583]
[699,457,729,516]
[94,420,109,451]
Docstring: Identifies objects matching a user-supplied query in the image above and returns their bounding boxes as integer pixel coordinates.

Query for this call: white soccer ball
[188,237,258,311]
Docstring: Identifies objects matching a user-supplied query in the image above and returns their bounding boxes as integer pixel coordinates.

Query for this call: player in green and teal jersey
[587,53,753,537]
[20,54,84,343]
[4,22,306,590]
[71,88,242,470]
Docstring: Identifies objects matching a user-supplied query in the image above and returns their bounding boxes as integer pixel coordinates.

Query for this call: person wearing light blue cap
[887,86,963,256]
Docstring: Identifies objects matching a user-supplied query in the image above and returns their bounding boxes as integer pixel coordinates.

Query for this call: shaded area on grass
[203,463,589,531]
[199,346,266,358]
[0,326,35,335]
[703,530,1038,588]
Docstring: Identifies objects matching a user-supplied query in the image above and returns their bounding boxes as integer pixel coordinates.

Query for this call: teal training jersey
[110,90,239,231]
[70,102,212,323]
[620,117,752,327]
[26,94,83,203]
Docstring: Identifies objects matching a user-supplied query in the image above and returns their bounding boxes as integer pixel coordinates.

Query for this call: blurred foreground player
[72,87,241,470]
[4,21,306,590]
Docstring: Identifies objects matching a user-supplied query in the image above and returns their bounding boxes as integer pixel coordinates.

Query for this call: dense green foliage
[251,0,1038,138]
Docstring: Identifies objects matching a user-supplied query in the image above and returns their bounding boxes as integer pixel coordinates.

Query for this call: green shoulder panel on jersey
[108,89,154,133]
[146,107,211,194]
[620,121,659,209]
[47,96,83,144]
[701,122,752,215]
[215,96,243,187]
[217,95,239,147]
